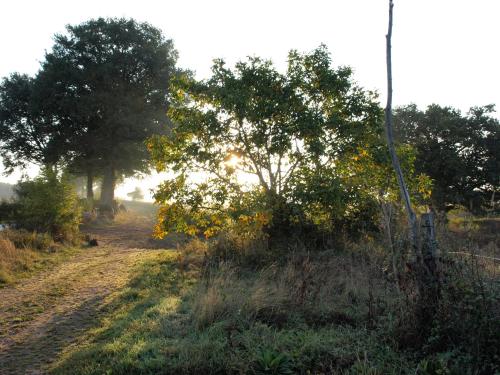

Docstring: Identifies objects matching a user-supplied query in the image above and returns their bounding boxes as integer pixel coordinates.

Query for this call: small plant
[13,169,82,241]
[251,349,294,375]
[416,357,450,375]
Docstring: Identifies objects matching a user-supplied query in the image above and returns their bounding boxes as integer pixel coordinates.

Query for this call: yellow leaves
[238,214,251,225]
[255,211,271,226]
[153,222,167,239]
[210,215,223,226]
[237,211,271,231]
[186,226,198,237]
[416,173,433,200]
[203,226,220,238]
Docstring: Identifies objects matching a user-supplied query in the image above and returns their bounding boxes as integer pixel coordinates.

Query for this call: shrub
[422,256,500,375]
[12,170,81,241]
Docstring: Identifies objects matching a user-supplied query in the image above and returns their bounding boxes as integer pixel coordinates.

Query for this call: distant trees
[394,104,500,212]
[0,18,178,210]
[127,187,144,201]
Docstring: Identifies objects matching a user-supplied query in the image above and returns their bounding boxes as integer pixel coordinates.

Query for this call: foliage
[150,46,429,241]
[12,170,82,240]
[422,257,500,374]
[393,104,500,211]
[0,18,179,205]
[0,73,62,172]
[251,349,294,375]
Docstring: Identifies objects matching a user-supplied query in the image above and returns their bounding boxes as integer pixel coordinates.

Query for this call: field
[0,212,497,374]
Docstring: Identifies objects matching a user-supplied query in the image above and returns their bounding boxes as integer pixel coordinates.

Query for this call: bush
[12,170,82,241]
[421,256,500,375]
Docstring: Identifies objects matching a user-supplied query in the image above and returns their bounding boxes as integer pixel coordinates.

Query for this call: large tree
[0,18,178,209]
[43,18,178,208]
[394,104,500,211]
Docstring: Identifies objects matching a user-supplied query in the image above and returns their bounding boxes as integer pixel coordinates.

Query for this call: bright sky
[1,0,499,200]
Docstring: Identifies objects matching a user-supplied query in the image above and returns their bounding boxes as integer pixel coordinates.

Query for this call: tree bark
[385,1,440,294]
[384,0,420,262]
[100,164,116,210]
[86,168,94,207]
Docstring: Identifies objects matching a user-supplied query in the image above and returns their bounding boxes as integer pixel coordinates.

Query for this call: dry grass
[0,237,39,284]
[176,238,208,274]
[190,243,391,330]
[0,230,76,286]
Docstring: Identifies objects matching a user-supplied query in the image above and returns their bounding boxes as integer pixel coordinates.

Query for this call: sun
[225,154,241,169]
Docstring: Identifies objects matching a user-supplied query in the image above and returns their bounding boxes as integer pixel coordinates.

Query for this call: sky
[0,0,499,200]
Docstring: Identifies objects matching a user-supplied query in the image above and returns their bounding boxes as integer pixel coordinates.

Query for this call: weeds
[48,213,500,375]
[0,230,78,285]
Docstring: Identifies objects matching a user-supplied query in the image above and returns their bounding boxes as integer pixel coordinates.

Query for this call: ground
[0,215,169,375]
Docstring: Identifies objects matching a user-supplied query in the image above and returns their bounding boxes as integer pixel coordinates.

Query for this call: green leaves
[151,46,392,237]
[393,104,500,211]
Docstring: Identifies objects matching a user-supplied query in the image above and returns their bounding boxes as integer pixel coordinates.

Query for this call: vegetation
[0,171,82,285]
[0,18,178,208]
[50,225,499,374]
[0,5,498,375]
[1,170,82,241]
[149,46,429,243]
[0,230,78,285]
[394,104,500,212]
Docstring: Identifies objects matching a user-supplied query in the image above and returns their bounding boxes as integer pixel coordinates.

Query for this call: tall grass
[0,230,76,285]
[50,216,499,374]
[0,237,39,284]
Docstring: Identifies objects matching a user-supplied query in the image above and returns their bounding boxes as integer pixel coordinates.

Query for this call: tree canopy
[149,46,426,239]
[0,18,178,208]
[0,73,63,172]
[394,104,499,211]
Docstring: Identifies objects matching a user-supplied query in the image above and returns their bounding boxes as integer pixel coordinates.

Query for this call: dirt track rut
[0,220,165,375]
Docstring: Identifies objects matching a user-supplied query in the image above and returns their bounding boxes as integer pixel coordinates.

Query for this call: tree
[43,18,178,209]
[13,169,81,240]
[0,74,63,172]
[149,46,390,239]
[127,186,144,201]
[384,0,420,259]
[394,104,500,211]
[0,18,178,210]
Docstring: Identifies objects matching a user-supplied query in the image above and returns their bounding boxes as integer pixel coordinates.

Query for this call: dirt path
[0,218,168,375]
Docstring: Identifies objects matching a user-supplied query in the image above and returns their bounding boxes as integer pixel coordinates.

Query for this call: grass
[47,225,500,375]
[50,246,420,375]
[0,232,79,286]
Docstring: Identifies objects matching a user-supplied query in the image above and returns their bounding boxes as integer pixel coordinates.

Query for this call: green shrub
[12,170,81,241]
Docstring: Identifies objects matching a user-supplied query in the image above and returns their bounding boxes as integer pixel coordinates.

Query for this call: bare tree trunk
[100,164,116,216]
[384,0,420,262]
[385,1,440,294]
[86,168,94,208]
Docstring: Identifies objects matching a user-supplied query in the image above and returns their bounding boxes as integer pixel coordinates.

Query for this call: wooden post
[421,212,440,280]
